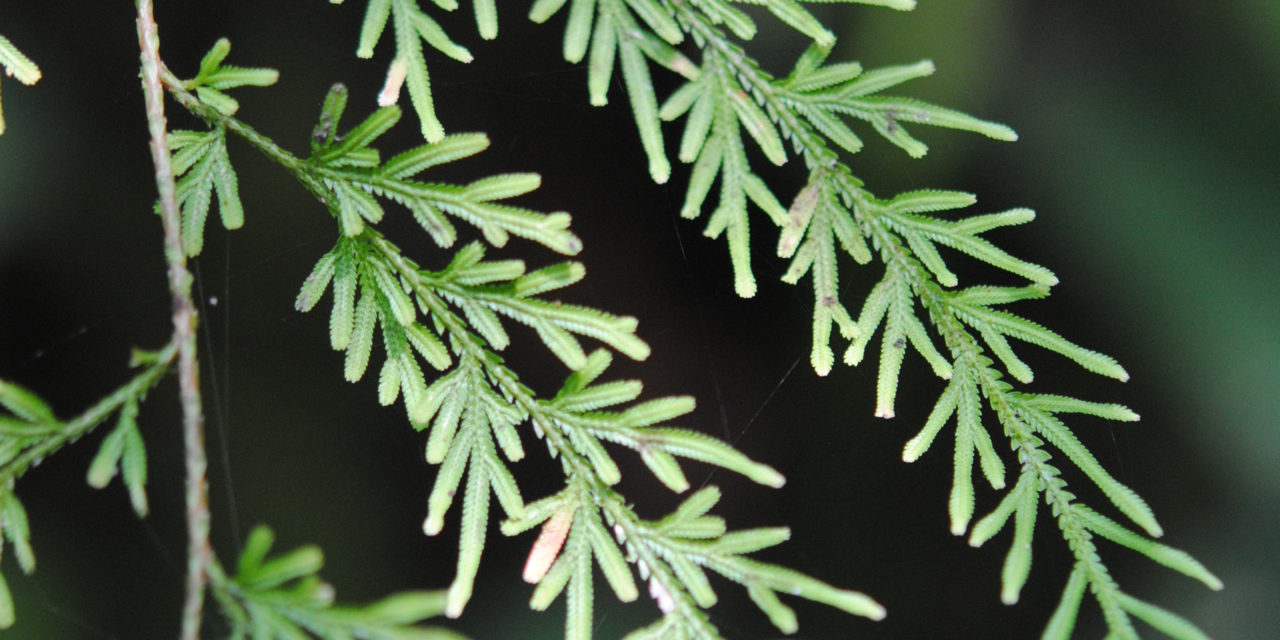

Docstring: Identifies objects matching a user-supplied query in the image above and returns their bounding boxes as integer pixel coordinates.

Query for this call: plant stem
[135,3,212,638]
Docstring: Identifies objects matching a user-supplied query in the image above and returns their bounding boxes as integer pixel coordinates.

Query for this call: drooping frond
[510,0,1222,636]
[658,51,789,298]
[164,78,883,637]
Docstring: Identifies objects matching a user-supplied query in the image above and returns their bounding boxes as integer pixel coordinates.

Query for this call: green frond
[835,0,916,10]
[689,0,757,39]
[620,616,682,640]
[149,11,1222,629]
[585,510,640,602]
[303,238,481,424]
[189,39,279,92]
[948,379,977,534]
[667,58,800,297]
[626,0,683,44]
[1115,592,1212,640]
[730,89,788,166]
[180,38,278,117]
[405,361,528,618]
[949,295,1127,381]
[0,493,34,577]
[776,177,867,374]
[378,245,650,366]
[1014,393,1140,422]
[509,482,881,639]
[533,0,680,182]
[344,276,379,381]
[220,524,463,638]
[622,7,1218,636]
[170,126,244,256]
[334,0,485,141]
[742,0,835,46]
[1016,401,1161,537]
[1041,565,1088,640]
[999,472,1038,604]
[85,399,149,517]
[0,381,55,425]
[565,521,594,640]
[0,350,173,629]
[536,356,786,488]
[383,133,490,178]
[676,548,886,629]
[968,471,1033,548]
[841,263,949,417]
[780,56,1015,159]
[877,196,1055,287]
[301,89,585,254]
[901,377,957,462]
[949,283,1049,307]
[473,0,498,39]
[1073,505,1222,590]
[653,488,727,539]
[290,223,869,639]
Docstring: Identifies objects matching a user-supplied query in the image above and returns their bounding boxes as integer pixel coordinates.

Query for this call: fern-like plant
[0,1,1226,638]
[326,0,1223,637]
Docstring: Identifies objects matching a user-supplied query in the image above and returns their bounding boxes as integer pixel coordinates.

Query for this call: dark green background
[0,1,1274,638]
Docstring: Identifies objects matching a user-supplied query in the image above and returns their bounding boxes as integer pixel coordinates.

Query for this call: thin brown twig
[135,2,211,638]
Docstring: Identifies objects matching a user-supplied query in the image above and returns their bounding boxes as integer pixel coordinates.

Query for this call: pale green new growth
[212,525,465,639]
[0,34,41,136]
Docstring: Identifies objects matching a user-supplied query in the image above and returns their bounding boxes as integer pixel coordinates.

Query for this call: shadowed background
[0,1,1275,638]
